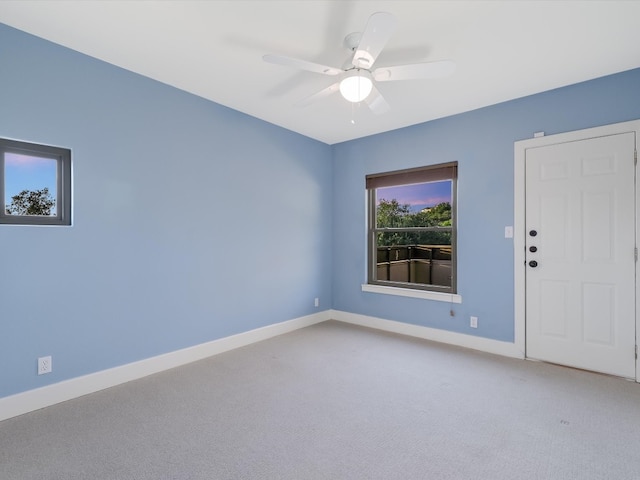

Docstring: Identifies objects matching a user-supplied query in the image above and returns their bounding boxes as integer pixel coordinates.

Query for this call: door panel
[582,191,613,261]
[539,194,568,260]
[525,132,636,378]
[582,282,615,345]
[538,280,569,338]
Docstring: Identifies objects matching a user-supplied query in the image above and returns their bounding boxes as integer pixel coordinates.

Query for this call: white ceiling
[1,1,640,145]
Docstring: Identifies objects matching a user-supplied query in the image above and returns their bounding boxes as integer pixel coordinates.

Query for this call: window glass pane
[374,179,453,288]
[375,232,452,287]
[4,152,57,216]
[374,233,452,287]
[376,180,452,228]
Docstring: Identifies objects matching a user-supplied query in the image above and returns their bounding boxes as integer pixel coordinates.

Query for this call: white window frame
[365,162,458,297]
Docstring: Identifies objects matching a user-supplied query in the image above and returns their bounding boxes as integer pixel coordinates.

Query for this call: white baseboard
[0,311,330,422]
[330,310,524,359]
[1,309,524,423]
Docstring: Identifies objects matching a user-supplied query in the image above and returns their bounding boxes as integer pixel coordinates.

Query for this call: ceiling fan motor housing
[344,32,362,51]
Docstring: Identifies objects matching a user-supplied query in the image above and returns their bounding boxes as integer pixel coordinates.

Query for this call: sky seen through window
[4,152,57,215]
[376,180,451,212]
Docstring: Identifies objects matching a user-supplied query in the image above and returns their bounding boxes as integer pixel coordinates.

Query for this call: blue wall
[0,24,333,398]
[332,67,640,342]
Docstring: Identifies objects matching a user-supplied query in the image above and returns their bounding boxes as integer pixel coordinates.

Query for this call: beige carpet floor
[1,320,639,479]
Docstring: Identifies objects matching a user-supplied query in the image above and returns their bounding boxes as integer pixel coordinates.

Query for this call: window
[0,138,71,226]
[367,162,457,294]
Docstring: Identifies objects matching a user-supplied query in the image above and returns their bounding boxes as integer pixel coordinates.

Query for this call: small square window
[1,138,71,226]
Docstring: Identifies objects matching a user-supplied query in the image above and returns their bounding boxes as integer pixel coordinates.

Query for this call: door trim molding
[514,119,640,382]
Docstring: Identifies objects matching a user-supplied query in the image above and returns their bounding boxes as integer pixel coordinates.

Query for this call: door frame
[514,119,640,382]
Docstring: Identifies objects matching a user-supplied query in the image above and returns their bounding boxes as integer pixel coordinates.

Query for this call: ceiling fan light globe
[339,72,373,103]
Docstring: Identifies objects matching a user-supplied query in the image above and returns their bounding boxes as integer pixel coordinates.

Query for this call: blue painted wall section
[0,24,333,398]
[331,67,640,342]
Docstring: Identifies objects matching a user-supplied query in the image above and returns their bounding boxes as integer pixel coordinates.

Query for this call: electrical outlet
[470,316,478,328]
[38,356,52,375]
[314,297,319,308]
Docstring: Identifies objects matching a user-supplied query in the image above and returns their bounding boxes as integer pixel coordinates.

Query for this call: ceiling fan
[263,11,456,114]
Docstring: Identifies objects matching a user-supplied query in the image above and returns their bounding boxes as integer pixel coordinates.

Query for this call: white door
[525,132,636,378]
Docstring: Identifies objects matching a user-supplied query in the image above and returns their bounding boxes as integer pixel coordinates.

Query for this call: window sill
[361,284,462,304]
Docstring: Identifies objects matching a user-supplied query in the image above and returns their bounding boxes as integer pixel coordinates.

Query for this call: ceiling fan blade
[263,54,342,76]
[365,86,390,115]
[351,12,396,69]
[295,82,341,107]
[374,60,456,82]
